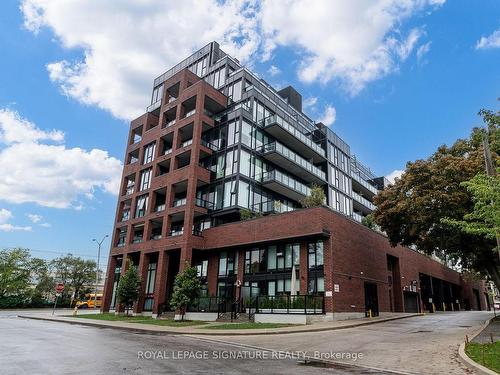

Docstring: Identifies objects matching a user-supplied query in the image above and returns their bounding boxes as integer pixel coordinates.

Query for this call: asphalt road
[0,310,384,375]
[194,311,494,375]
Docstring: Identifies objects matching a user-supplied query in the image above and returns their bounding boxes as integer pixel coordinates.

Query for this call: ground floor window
[110,259,122,309]
[143,262,157,311]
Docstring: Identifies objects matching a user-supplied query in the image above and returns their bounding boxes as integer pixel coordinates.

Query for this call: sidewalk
[18,312,422,336]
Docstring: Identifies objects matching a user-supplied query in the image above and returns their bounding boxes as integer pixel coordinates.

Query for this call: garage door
[404,291,419,313]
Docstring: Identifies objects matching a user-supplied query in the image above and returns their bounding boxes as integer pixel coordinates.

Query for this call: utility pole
[482,130,500,261]
[92,235,108,311]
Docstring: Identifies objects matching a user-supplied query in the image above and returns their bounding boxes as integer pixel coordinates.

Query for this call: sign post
[52,283,65,315]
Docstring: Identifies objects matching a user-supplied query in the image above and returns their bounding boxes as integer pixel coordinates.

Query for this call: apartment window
[151,84,163,104]
[237,180,250,208]
[139,168,152,191]
[117,227,127,247]
[196,260,208,278]
[125,177,135,195]
[218,251,236,276]
[223,180,237,208]
[143,142,156,164]
[308,276,325,294]
[240,150,251,177]
[308,241,324,269]
[145,262,157,294]
[227,80,242,102]
[132,225,144,243]
[135,194,148,218]
[245,248,266,274]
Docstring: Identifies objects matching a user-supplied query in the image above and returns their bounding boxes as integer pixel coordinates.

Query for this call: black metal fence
[252,295,324,314]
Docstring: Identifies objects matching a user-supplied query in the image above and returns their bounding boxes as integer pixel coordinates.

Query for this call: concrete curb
[457,316,498,375]
[17,313,422,336]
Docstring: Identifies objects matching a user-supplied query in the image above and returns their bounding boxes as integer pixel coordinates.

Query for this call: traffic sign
[55,283,64,293]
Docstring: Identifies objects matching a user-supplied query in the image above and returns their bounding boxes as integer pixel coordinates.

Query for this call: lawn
[73,313,206,327]
[465,341,500,373]
[202,322,293,330]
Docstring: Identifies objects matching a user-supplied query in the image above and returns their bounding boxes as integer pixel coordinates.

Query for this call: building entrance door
[364,282,379,317]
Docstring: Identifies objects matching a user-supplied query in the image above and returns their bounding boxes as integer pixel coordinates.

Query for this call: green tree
[51,254,96,304]
[116,261,141,315]
[373,108,499,290]
[361,214,376,229]
[300,184,326,208]
[0,248,32,306]
[240,208,263,220]
[442,171,499,240]
[169,264,201,320]
[30,257,54,305]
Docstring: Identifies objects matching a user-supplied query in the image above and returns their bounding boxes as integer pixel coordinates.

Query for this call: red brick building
[102,42,488,320]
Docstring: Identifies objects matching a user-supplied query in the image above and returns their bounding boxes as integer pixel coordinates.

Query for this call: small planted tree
[170,264,201,320]
[116,261,141,316]
[240,208,263,220]
[300,184,326,208]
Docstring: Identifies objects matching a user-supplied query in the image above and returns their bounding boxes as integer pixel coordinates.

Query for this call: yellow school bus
[76,293,103,309]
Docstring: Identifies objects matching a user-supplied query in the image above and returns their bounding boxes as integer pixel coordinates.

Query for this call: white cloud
[0,109,122,209]
[27,213,42,223]
[386,169,404,184]
[260,0,440,94]
[303,97,318,111]
[476,29,500,50]
[21,0,261,121]
[416,41,432,61]
[268,65,281,76]
[20,1,442,119]
[317,105,336,126]
[27,213,51,228]
[0,208,32,232]
[0,109,63,144]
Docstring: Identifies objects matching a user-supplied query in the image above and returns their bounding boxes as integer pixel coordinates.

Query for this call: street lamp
[92,235,109,311]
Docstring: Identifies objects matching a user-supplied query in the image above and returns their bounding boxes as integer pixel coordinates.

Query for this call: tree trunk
[485,263,500,293]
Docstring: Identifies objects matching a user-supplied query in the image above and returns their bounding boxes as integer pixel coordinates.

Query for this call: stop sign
[55,283,64,293]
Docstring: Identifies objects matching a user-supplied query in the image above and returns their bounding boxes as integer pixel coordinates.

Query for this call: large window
[143,142,156,164]
[135,194,149,218]
[117,227,127,247]
[218,251,237,277]
[227,80,242,102]
[308,241,324,269]
[245,243,300,274]
[139,168,152,191]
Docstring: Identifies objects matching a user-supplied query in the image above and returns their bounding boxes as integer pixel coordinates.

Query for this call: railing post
[304,295,307,315]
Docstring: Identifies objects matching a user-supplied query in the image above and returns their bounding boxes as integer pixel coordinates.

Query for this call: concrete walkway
[18,312,421,336]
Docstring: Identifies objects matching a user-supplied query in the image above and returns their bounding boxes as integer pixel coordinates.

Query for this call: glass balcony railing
[261,142,326,181]
[164,119,176,128]
[172,198,187,208]
[261,170,310,197]
[351,171,378,195]
[352,191,376,211]
[252,200,294,214]
[184,109,196,118]
[181,139,193,148]
[260,114,325,157]
[352,212,363,223]
[147,99,161,113]
[195,197,215,210]
[169,228,184,236]
[200,139,219,151]
[163,148,172,156]
[154,204,165,212]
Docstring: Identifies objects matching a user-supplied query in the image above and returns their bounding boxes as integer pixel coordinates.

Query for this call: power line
[0,245,110,261]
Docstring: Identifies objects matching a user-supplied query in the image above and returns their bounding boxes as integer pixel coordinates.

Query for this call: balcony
[352,191,376,213]
[184,109,196,119]
[252,200,294,214]
[154,204,165,212]
[352,212,363,223]
[147,99,161,115]
[351,171,378,196]
[200,139,219,151]
[172,198,187,208]
[169,227,184,236]
[164,119,176,129]
[195,197,214,210]
[180,139,193,148]
[260,115,325,162]
[261,170,310,202]
[260,142,326,185]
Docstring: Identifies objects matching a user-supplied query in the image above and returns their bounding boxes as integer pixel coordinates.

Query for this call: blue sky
[0,0,498,266]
